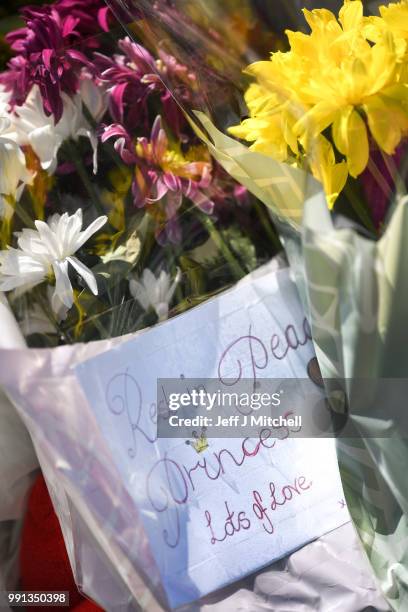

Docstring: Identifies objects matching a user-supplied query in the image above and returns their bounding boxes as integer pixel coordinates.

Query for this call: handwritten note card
[76,265,348,609]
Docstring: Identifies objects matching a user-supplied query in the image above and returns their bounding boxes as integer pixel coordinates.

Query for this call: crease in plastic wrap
[103,0,408,609]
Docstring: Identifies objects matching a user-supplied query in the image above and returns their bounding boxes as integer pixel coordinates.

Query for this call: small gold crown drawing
[185,427,209,453]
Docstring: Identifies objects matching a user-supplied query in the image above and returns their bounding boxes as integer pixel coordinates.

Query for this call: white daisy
[0,89,33,218]
[130,268,181,321]
[0,209,107,314]
[0,136,33,219]
[9,79,106,175]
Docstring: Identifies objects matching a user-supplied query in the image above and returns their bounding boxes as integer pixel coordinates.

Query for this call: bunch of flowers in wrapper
[0,0,408,609]
[107,0,408,609]
[0,0,281,346]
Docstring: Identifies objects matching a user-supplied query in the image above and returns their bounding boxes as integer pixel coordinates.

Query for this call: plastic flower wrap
[106,0,408,608]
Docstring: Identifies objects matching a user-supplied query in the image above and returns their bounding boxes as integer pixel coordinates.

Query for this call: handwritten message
[76,265,348,608]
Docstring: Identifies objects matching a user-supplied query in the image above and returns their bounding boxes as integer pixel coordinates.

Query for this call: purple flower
[50,0,110,35]
[362,144,406,230]
[0,0,110,122]
[96,37,195,136]
[102,116,214,244]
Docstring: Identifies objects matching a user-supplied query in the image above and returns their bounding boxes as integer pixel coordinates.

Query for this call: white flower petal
[15,183,25,202]
[46,286,69,322]
[155,302,169,321]
[0,248,46,292]
[46,212,63,233]
[129,279,151,310]
[60,210,83,256]
[157,270,171,303]
[74,215,107,251]
[57,94,80,139]
[52,260,73,310]
[76,127,99,175]
[29,125,61,170]
[0,140,33,208]
[0,117,11,135]
[141,268,159,303]
[0,196,13,221]
[0,247,43,274]
[35,220,61,260]
[79,77,107,122]
[67,256,98,296]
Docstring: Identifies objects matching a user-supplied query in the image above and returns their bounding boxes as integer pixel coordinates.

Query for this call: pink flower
[0,0,110,122]
[96,38,195,136]
[102,116,214,244]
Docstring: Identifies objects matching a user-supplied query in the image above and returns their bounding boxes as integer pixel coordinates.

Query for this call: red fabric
[20,474,103,612]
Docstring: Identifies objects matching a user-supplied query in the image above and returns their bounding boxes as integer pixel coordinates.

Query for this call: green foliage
[0,35,11,70]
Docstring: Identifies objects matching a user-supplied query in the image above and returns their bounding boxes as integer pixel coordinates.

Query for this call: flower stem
[65,140,105,217]
[32,286,68,343]
[382,148,408,200]
[253,200,282,251]
[200,214,246,281]
[14,199,36,229]
[0,197,35,249]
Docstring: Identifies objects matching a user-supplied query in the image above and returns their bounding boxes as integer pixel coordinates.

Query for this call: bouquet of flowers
[0,0,404,609]
[0,0,282,349]
[107,0,408,609]
[0,0,288,607]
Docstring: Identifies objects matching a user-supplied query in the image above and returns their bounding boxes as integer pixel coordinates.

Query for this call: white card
[76,265,348,608]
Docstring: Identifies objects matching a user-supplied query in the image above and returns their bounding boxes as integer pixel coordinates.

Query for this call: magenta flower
[102,116,214,244]
[361,144,406,230]
[0,0,110,122]
[96,38,195,136]
[50,0,110,35]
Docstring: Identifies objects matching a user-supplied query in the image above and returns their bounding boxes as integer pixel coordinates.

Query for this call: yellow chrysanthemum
[229,0,408,208]
[365,1,408,59]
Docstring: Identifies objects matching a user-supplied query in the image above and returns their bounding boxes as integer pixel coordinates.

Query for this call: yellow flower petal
[293,101,339,141]
[310,137,349,208]
[324,162,349,209]
[364,95,408,154]
[332,107,369,177]
[339,0,363,31]
[302,8,337,30]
